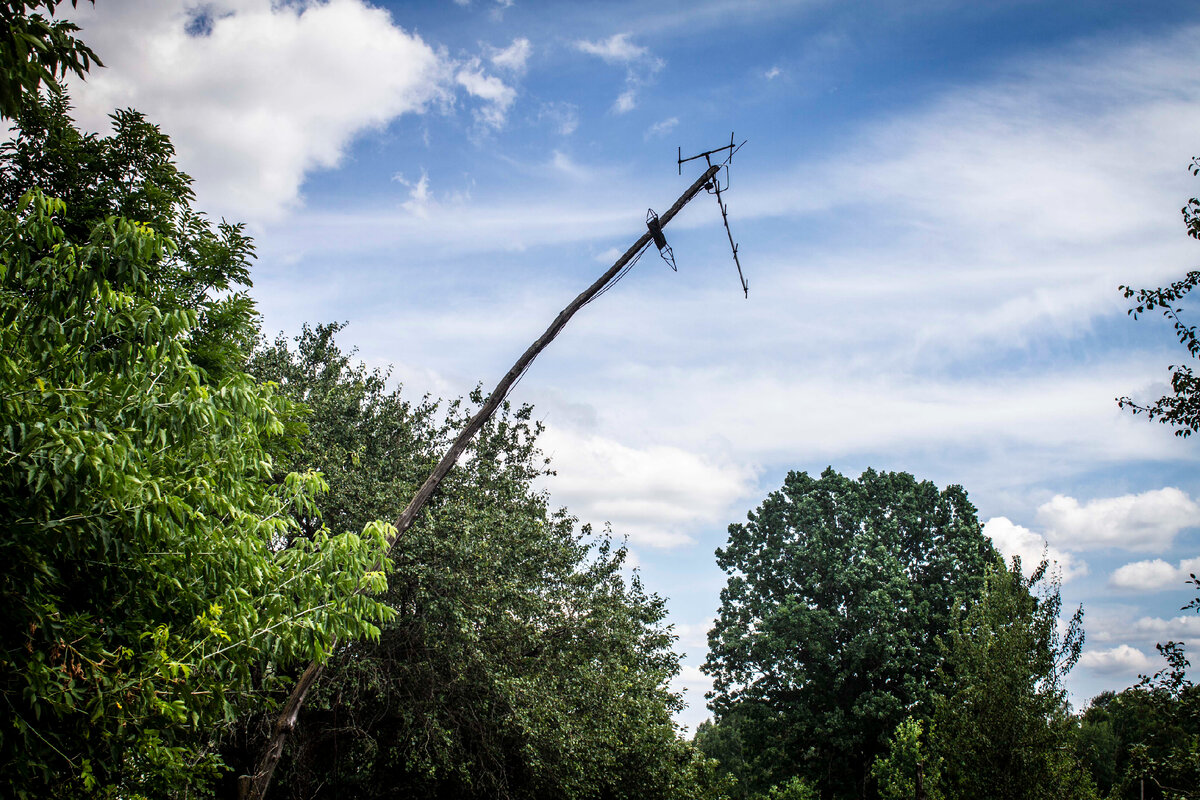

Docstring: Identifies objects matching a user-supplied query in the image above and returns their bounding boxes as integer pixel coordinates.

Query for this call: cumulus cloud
[765,66,782,79]
[1110,557,1200,591]
[536,425,757,548]
[62,0,454,221]
[1078,644,1152,674]
[670,663,715,730]
[983,517,1089,582]
[1036,488,1199,552]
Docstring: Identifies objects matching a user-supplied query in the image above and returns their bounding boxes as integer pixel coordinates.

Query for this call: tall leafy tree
[0,91,258,379]
[928,559,1091,800]
[703,468,996,799]
[0,193,392,797]
[220,325,717,800]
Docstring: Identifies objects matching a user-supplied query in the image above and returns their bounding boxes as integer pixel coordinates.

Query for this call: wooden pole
[239,163,722,800]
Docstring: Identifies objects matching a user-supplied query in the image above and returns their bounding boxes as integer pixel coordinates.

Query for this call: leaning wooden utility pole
[239,160,727,800]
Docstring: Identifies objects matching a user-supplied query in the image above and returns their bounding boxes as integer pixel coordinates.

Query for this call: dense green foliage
[0,192,392,796]
[702,468,996,798]
[216,325,722,799]
[0,89,396,797]
[0,1,101,119]
[0,91,258,380]
[870,717,943,800]
[928,560,1091,800]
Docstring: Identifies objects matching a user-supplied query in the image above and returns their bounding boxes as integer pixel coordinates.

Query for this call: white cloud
[646,116,679,138]
[983,517,1089,582]
[672,619,716,657]
[549,150,589,179]
[613,89,637,114]
[490,37,531,73]
[63,0,452,222]
[1078,644,1153,674]
[1131,614,1200,639]
[1110,557,1200,591]
[594,246,623,264]
[575,32,662,115]
[394,169,432,217]
[575,32,648,63]
[455,59,517,128]
[765,66,782,79]
[1037,489,1199,552]
[537,425,757,548]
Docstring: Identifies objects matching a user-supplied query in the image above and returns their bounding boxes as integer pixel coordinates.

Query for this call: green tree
[703,468,996,799]
[1075,691,1125,796]
[217,325,716,800]
[929,559,1092,800]
[871,717,943,800]
[0,91,258,379]
[0,1,102,119]
[0,193,392,796]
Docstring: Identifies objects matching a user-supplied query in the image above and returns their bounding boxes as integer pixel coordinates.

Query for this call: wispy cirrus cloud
[575,32,648,63]
[575,32,663,114]
[646,116,679,138]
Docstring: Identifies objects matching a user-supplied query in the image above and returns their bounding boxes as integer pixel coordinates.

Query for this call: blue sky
[61,0,1200,730]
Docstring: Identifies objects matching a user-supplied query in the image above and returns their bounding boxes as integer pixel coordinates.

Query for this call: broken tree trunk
[238,163,721,800]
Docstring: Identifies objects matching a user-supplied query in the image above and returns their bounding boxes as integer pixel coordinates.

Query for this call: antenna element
[678,132,749,297]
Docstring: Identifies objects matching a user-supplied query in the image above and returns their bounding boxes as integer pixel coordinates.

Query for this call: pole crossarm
[239,162,722,800]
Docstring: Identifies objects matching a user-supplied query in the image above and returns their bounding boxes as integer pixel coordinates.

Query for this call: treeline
[3,5,1199,799]
[0,86,722,797]
[693,470,1200,800]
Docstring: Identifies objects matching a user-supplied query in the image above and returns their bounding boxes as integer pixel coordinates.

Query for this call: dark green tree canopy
[703,468,996,798]
[219,325,715,800]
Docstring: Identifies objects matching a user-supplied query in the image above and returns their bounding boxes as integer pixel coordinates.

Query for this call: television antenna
[679,132,749,297]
